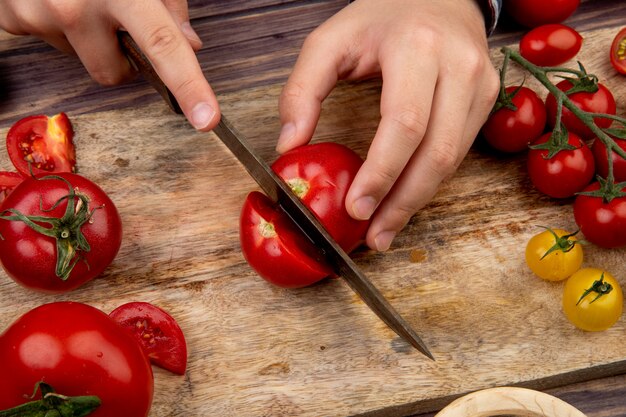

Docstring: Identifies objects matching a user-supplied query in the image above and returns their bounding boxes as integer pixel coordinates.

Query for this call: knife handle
[118,31,184,115]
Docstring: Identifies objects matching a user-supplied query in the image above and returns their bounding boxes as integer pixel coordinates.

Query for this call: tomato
[545,79,617,140]
[0,171,23,204]
[610,27,626,75]
[0,173,122,293]
[573,181,626,248]
[525,227,583,281]
[562,268,623,331]
[481,86,547,153]
[0,302,153,417]
[505,0,580,28]
[520,24,582,66]
[240,142,369,288]
[109,302,188,375]
[6,113,76,177]
[591,134,626,182]
[527,131,595,198]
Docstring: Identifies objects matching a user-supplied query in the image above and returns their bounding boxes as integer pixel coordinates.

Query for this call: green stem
[0,383,100,417]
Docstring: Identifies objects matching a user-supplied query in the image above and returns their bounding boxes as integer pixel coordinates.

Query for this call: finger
[276,28,344,153]
[344,40,438,224]
[113,1,219,131]
[161,0,202,50]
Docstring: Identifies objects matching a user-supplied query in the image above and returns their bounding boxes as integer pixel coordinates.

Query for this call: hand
[0,0,219,131]
[277,0,499,251]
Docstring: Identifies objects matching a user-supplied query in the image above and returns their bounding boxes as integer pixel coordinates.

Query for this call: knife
[118,32,434,360]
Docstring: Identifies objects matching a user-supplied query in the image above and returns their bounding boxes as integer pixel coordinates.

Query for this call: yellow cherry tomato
[562,268,623,331]
[525,228,583,281]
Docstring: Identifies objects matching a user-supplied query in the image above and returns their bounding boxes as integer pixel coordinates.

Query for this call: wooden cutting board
[0,26,625,417]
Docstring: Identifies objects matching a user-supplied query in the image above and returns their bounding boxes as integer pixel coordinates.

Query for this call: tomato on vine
[525,227,583,281]
[527,130,595,198]
[504,0,580,28]
[562,268,623,331]
[481,85,547,153]
[591,133,626,182]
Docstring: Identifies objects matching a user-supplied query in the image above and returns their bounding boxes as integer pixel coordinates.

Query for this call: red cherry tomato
[481,86,547,153]
[591,135,626,182]
[0,171,23,204]
[240,142,369,288]
[527,131,595,198]
[574,181,626,248]
[505,0,580,28]
[610,27,626,75]
[545,79,617,140]
[109,302,188,375]
[6,113,76,177]
[520,24,582,66]
[0,302,153,417]
[0,173,122,293]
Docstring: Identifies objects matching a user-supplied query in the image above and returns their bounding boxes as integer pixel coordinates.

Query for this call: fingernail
[352,196,377,220]
[374,231,396,252]
[181,21,202,45]
[191,102,216,130]
[276,122,296,153]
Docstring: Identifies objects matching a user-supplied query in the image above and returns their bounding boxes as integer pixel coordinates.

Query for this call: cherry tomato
[110,302,188,375]
[545,79,617,140]
[505,0,580,28]
[610,27,626,75]
[591,135,626,182]
[520,24,582,66]
[527,131,595,198]
[573,181,626,248]
[562,268,623,331]
[481,86,547,153]
[6,113,76,177]
[0,173,122,293]
[240,142,369,288]
[0,302,153,417]
[0,171,22,204]
[525,227,583,281]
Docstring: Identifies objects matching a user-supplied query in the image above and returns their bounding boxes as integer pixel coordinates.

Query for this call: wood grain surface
[1,1,626,416]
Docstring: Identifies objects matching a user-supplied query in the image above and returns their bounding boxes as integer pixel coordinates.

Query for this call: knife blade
[118,31,434,360]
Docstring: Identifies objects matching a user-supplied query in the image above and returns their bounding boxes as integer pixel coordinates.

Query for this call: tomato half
[0,302,153,417]
[525,227,583,281]
[591,135,626,182]
[240,142,369,288]
[520,24,582,66]
[0,171,23,204]
[6,112,76,177]
[610,27,626,75]
[527,131,595,198]
[573,181,626,248]
[109,302,188,375]
[505,0,580,28]
[562,268,623,331]
[481,86,547,153]
[0,173,122,293]
[545,80,617,140]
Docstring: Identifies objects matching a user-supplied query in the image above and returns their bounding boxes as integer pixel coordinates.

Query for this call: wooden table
[1,1,626,416]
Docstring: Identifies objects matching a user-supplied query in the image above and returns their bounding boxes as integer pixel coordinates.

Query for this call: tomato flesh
[6,113,76,177]
[0,171,23,204]
[0,302,153,417]
[520,24,582,66]
[109,302,188,375]
[610,27,626,75]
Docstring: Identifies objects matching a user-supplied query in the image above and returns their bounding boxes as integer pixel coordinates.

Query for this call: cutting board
[0,26,625,417]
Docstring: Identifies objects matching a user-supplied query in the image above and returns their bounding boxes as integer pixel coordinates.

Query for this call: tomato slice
[0,171,23,204]
[109,302,187,375]
[610,27,626,75]
[6,112,76,177]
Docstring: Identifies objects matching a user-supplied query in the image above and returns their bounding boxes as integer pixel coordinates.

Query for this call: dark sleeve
[347,0,503,35]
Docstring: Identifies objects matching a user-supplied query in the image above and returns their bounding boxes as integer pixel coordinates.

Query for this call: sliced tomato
[6,112,76,177]
[109,302,188,375]
[0,171,23,204]
[610,27,626,75]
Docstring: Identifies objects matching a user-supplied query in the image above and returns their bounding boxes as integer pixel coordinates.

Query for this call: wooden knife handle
[434,387,587,417]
